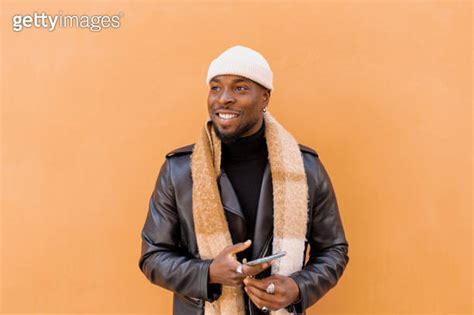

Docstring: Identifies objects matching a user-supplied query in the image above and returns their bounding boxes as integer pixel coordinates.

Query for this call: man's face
[207,74,270,144]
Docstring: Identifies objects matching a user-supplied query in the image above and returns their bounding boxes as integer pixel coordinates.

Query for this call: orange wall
[1,1,472,314]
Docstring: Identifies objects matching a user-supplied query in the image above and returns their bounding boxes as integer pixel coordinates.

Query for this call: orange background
[1,1,472,314]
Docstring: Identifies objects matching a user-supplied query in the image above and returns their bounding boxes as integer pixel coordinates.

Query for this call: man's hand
[243,274,300,311]
[209,240,274,287]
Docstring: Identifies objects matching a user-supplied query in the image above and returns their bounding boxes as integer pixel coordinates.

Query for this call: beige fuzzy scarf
[190,112,308,315]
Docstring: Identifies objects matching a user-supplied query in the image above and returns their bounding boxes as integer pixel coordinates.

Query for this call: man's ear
[263,89,271,105]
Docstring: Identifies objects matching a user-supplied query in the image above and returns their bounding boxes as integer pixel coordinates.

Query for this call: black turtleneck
[221,120,268,240]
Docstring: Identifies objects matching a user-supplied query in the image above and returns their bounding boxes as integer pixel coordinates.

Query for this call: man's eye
[236,86,248,91]
[210,86,220,91]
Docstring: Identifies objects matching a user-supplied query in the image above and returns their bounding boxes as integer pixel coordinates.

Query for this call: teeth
[218,113,238,120]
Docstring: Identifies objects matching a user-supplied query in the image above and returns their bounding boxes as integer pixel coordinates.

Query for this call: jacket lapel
[218,170,247,244]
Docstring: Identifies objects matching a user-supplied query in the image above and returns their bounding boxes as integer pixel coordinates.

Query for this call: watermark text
[12,12,123,32]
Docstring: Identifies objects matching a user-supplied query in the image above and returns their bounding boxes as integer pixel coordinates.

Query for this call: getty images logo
[12,11,123,32]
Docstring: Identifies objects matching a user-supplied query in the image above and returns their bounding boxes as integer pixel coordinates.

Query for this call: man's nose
[217,88,235,105]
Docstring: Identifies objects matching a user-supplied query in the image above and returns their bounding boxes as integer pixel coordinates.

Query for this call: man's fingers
[242,260,273,276]
[243,277,271,291]
[244,287,263,309]
[227,239,252,255]
[233,269,247,282]
[245,284,275,304]
[244,286,277,310]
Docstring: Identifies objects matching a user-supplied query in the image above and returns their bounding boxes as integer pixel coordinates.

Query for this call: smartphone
[245,251,287,266]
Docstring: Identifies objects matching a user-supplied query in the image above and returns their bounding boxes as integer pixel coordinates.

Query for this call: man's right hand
[209,240,274,287]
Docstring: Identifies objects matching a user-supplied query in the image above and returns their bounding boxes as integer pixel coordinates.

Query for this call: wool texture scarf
[190,112,308,315]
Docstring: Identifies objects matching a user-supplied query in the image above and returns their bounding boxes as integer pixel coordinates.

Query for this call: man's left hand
[243,274,300,311]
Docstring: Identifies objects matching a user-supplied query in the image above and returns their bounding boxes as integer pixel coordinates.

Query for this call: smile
[217,113,239,120]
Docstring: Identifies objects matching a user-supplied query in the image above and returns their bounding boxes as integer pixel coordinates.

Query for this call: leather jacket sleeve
[288,156,349,312]
[138,158,221,302]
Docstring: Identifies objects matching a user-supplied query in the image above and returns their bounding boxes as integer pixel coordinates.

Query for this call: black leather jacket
[138,143,349,314]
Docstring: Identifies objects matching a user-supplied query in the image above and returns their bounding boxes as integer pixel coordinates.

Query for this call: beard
[212,116,259,144]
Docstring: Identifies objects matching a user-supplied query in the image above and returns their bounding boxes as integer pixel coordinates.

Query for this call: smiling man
[139,45,349,315]
[208,75,268,144]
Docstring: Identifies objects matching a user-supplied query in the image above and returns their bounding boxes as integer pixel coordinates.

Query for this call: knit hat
[206,45,273,91]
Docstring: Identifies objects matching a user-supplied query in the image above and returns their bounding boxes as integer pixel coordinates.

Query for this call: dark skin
[207,75,300,309]
[207,74,270,144]
[208,240,273,286]
[244,276,300,311]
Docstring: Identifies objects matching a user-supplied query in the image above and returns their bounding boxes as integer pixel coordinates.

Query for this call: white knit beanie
[206,45,273,90]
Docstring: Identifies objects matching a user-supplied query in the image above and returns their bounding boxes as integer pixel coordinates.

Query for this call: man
[138,45,349,315]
